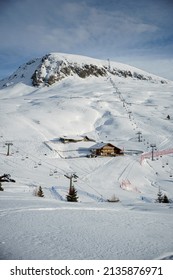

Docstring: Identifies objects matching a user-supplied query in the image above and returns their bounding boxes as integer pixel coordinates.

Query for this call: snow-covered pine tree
[156,188,169,203]
[156,188,163,203]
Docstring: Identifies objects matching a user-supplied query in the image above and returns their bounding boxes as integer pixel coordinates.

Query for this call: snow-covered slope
[0,53,173,260]
[0,53,168,88]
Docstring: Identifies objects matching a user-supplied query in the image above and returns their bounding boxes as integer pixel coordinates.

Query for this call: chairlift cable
[1,138,65,176]
[77,176,106,200]
[10,143,65,176]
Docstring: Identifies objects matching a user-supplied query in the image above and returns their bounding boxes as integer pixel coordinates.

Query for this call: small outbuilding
[60,135,95,144]
[59,136,84,143]
[90,143,124,157]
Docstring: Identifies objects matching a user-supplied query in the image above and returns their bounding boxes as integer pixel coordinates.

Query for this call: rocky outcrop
[31,54,108,86]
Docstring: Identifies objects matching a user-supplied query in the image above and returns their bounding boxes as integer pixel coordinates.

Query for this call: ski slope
[0,53,173,260]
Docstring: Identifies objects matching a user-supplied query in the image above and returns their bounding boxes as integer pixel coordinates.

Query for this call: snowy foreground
[0,190,173,260]
[0,54,173,260]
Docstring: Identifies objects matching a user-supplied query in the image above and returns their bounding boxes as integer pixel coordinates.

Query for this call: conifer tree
[156,188,163,203]
[156,188,169,203]
[66,186,78,202]
[37,186,44,197]
[162,194,169,203]
[0,182,4,191]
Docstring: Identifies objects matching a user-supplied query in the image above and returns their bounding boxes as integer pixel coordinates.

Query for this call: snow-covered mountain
[0,53,173,260]
[0,53,167,88]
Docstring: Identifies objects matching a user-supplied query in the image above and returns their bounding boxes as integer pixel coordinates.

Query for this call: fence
[140,148,173,164]
[120,179,141,193]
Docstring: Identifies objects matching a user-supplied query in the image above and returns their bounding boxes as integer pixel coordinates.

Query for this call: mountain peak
[31,53,108,87]
[0,52,168,88]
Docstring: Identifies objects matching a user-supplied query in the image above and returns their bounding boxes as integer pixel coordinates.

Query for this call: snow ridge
[0,52,168,89]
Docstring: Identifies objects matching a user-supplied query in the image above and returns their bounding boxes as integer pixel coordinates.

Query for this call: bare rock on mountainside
[31,55,108,86]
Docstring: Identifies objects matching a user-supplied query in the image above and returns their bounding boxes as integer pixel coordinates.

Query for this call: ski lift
[26,155,29,159]
[49,170,53,176]
[34,163,38,168]
[54,169,57,174]
[38,161,42,166]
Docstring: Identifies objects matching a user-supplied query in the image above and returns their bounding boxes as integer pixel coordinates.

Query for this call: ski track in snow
[50,186,65,201]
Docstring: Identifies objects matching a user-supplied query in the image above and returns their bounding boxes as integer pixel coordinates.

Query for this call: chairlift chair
[73,174,78,179]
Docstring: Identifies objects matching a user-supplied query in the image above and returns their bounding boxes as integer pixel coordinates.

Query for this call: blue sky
[0,0,173,80]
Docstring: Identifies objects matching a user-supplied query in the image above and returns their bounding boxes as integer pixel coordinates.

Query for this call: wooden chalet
[90,143,123,157]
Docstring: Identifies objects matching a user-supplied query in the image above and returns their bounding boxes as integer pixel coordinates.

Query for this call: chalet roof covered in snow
[90,142,122,151]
